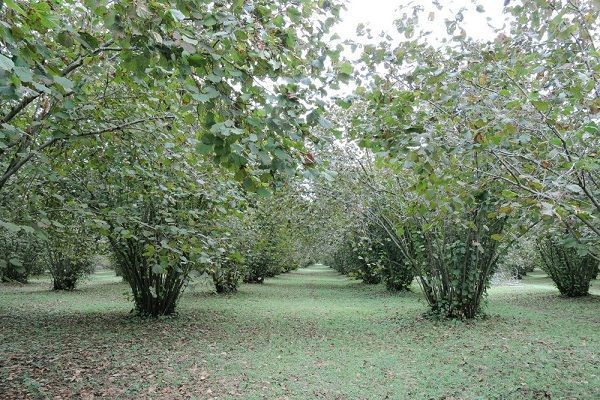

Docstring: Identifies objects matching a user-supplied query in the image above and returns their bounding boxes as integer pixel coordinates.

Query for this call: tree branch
[0,115,174,191]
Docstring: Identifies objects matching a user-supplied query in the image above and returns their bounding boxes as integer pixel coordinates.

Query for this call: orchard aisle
[1,266,598,399]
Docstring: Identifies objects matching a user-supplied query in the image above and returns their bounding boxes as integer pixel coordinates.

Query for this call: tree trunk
[109,237,188,317]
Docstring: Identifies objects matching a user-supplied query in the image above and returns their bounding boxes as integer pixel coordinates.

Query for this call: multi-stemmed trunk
[539,240,598,297]
[109,237,188,317]
[380,193,506,319]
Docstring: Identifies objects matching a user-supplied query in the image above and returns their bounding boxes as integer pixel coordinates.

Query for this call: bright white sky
[334,0,507,44]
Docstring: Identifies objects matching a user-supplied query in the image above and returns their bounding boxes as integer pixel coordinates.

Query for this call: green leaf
[54,76,74,91]
[256,187,271,197]
[188,54,208,68]
[287,8,301,23]
[13,67,33,82]
[285,32,296,49]
[151,264,162,274]
[501,189,518,199]
[319,116,333,129]
[549,138,562,146]
[338,61,353,75]
[196,142,213,154]
[57,31,75,47]
[9,257,22,267]
[531,100,549,112]
[4,0,26,15]
[203,15,218,27]
[169,9,185,21]
[242,177,256,190]
[273,15,285,27]
[77,32,99,49]
[0,220,20,233]
[0,54,14,71]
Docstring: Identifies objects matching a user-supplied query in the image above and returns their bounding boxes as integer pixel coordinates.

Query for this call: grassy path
[1,265,599,399]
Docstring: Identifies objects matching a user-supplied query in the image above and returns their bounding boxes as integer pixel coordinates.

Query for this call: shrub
[538,239,598,297]
[382,257,413,291]
[351,234,382,284]
[237,196,301,283]
[45,222,97,291]
[242,225,290,283]
[244,246,278,284]
[329,233,379,283]
[48,250,94,291]
[103,193,209,317]
[0,232,45,283]
[330,222,413,289]
[211,252,245,294]
[369,224,413,291]
[403,192,507,319]
[109,231,198,317]
[329,236,358,275]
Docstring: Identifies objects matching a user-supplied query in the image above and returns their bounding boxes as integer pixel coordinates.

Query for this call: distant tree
[539,236,599,297]
[0,231,44,283]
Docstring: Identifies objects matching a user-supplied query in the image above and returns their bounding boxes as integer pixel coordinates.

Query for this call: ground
[1,266,598,400]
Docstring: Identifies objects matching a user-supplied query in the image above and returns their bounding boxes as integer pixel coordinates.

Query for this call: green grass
[1,266,598,399]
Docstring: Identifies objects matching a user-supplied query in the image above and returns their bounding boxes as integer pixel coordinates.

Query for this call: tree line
[1,0,598,319]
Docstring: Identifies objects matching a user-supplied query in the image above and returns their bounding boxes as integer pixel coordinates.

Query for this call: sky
[333,0,508,45]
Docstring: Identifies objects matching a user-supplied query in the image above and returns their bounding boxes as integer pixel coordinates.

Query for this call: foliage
[232,184,321,283]
[538,236,598,297]
[335,0,597,315]
[0,0,345,317]
[243,244,279,284]
[0,231,44,283]
[0,0,344,199]
[0,0,597,336]
[210,250,245,294]
[349,232,382,284]
[399,192,507,319]
[47,249,94,291]
[46,230,96,290]
[376,234,413,292]
[330,222,413,289]
[336,93,510,317]
[47,130,231,316]
[349,0,599,255]
[327,231,358,276]
[497,236,541,279]
[102,181,217,316]
[38,181,99,291]
[242,211,288,283]
[297,142,414,290]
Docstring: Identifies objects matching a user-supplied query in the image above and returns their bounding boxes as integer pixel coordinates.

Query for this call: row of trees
[310,139,597,318]
[309,0,599,318]
[0,0,345,316]
[1,0,598,320]
[207,186,317,293]
[0,180,313,294]
[0,233,95,291]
